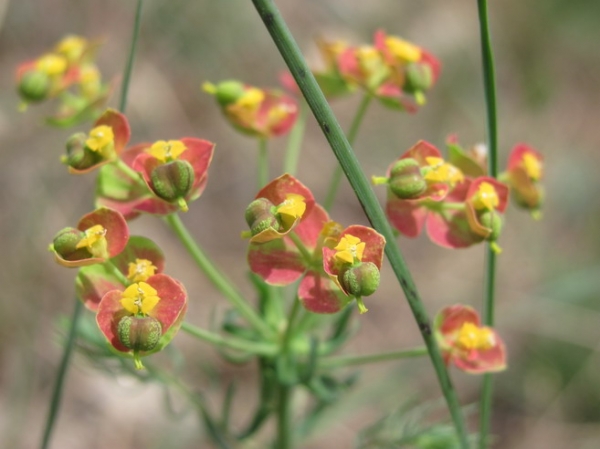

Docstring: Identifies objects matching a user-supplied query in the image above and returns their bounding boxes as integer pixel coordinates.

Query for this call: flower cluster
[16,35,110,127]
[307,29,440,112]
[373,138,544,252]
[244,174,385,314]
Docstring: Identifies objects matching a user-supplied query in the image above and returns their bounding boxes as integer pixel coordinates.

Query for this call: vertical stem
[258,138,269,188]
[248,2,469,447]
[477,1,499,447]
[40,300,83,449]
[275,384,292,449]
[323,93,373,211]
[283,101,307,176]
[119,0,144,113]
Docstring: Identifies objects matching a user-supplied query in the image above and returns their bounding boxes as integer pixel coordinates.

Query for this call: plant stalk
[319,346,428,369]
[118,0,144,113]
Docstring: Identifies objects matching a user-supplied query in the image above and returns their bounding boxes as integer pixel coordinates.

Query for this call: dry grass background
[1,0,600,448]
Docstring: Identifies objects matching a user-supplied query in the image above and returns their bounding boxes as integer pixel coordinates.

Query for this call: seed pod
[52,227,87,260]
[18,70,51,103]
[117,316,162,352]
[389,158,427,199]
[338,262,381,297]
[404,63,433,92]
[63,132,99,170]
[150,160,195,202]
[245,198,280,235]
[478,210,503,242]
[215,80,246,106]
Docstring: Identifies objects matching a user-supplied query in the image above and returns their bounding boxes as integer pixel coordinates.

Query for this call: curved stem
[164,213,273,339]
[283,101,307,175]
[258,138,269,188]
[319,346,428,369]
[323,93,373,211]
[249,2,469,447]
[40,300,83,449]
[477,1,499,447]
[287,231,313,264]
[118,0,144,113]
[180,322,276,356]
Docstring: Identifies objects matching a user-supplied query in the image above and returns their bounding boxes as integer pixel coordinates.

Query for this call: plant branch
[319,346,428,369]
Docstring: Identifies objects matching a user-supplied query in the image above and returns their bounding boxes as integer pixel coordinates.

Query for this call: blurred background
[1,0,600,448]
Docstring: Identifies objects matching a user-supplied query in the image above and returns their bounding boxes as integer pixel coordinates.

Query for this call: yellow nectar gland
[334,234,365,265]
[236,88,265,110]
[277,194,306,224]
[35,53,68,76]
[385,36,422,63]
[148,140,187,163]
[127,258,157,283]
[424,157,464,187]
[472,182,499,211]
[75,224,108,258]
[522,152,543,181]
[455,322,495,351]
[86,125,115,153]
[120,282,161,315]
[55,35,87,62]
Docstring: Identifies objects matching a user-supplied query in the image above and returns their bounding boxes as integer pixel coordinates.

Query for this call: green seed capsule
[117,316,162,352]
[339,262,381,297]
[389,158,427,199]
[150,160,195,201]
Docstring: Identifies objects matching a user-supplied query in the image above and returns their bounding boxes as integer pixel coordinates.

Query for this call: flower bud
[117,315,162,352]
[404,63,433,92]
[245,198,280,235]
[52,227,87,260]
[215,80,246,106]
[478,210,503,242]
[338,262,380,297]
[150,160,195,202]
[389,158,427,199]
[63,132,99,170]
[18,70,51,103]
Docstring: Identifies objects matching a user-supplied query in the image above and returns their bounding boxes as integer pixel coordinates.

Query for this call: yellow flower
[75,224,108,258]
[471,182,499,211]
[522,153,542,181]
[385,36,422,63]
[334,234,365,265]
[424,157,464,187]
[120,282,161,315]
[35,54,68,76]
[55,35,87,62]
[236,88,265,109]
[455,322,495,351]
[85,125,114,152]
[148,140,187,163]
[127,259,157,283]
[277,193,306,228]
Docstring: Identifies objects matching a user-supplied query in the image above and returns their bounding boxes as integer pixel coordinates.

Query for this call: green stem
[118,0,144,113]
[283,101,307,175]
[180,322,276,356]
[323,93,373,211]
[164,213,273,339]
[319,346,428,369]
[477,1,499,448]
[258,138,269,188]
[275,384,292,449]
[249,2,469,448]
[287,231,313,264]
[40,300,83,449]
[106,260,131,286]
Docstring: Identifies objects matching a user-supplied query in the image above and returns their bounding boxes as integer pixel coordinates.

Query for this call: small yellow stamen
[35,54,68,76]
[127,258,157,283]
[334,234,365,265]
[75,224,107,250]
[385,36,422,62]
[86,125,114,152]
[120,282,161,315]
[522,153,542,181]
[456,322,495,351]
[472,182,499,211]
[148,140,187,163]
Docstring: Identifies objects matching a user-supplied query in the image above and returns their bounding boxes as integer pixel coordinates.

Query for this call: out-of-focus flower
[503,143,544,218]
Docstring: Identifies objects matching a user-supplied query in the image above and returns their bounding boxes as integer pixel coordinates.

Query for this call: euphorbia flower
[63,109,130,174]
[465,177,509,253]
[434,305,506,374]
[374,141,480,248]
[96,137,214,217]
[203,80,298,138]
[50,207,129,268]
[96,273,187,369]
[76,236,165,311]
[503,143,544,218]
[243,174,315,243]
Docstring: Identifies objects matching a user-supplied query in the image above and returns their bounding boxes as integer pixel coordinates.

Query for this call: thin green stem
[477,1,499,448]
[40,300,83,449]
[258,138,269,188]
[164,213,273,339]
[249,2,469,447]
[287,231,313,264]
[283,101,307,175]
[276,384,292,449]
[319,346,428,369]
[180,322,277,356]
[118,0,144,113]
[323,93,373,211]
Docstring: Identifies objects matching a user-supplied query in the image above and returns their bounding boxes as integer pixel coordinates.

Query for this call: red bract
[434,305,507,374]
[505,143,544,214]
[96,274,187,359]
[76,236,165,311]
[51,207,129,268]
